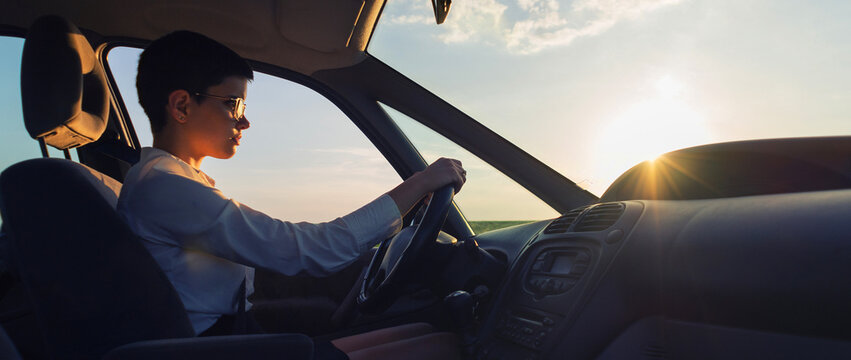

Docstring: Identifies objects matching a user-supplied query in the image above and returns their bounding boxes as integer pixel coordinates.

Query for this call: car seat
[0,15,313,359]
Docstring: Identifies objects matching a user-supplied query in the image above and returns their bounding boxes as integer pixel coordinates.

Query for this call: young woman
[117,31,465,359]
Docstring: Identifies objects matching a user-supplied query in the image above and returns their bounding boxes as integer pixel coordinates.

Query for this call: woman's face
[185,75,250,160]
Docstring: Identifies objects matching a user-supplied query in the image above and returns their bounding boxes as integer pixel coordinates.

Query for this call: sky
[2,0,850,223]
[370,0,851,195]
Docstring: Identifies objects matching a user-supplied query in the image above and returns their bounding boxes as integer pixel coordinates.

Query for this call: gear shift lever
[444,290,478,357]
[444,290,474,330]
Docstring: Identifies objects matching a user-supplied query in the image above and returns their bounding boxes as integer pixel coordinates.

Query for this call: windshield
[369,0,850,196]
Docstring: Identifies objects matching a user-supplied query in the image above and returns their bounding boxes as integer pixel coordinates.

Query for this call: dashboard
[470,137,851,360]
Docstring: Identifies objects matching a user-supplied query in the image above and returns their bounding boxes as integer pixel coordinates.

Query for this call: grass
[468,221,533,234]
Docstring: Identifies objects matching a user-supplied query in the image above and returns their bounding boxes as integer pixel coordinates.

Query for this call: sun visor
[277,0,383,53]
[20,15,109,150]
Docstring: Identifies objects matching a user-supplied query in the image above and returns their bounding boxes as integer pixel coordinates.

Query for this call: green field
[468,221,533,234]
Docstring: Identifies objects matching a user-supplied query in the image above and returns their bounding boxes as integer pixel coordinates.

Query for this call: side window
[0,37,41,227]
[107,47,153,146]
[106,47,401,222]
[0,37,38,169]
[380,104,558,233]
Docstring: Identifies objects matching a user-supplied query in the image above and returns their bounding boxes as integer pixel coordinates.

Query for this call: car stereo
[524,248,591,297]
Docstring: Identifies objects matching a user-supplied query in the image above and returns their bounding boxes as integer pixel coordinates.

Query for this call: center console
[474,202,641,360]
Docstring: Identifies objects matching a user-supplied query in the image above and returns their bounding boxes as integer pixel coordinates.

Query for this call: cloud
[438,0,509,43]
[385,0,508,44]
[381,0,683,54]
[388,14,433,25]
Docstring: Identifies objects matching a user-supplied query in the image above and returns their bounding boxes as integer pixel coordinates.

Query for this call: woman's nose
[235,115,250,130]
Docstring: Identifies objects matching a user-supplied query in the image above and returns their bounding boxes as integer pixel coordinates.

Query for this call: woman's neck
[152,130,204,169]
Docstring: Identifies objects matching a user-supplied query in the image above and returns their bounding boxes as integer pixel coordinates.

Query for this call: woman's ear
[167,89,192,124]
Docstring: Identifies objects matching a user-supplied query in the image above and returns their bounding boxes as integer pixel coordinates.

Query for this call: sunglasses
[194,93,246,120]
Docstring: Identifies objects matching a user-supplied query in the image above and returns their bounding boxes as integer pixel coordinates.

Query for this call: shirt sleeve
[122,170,402,276]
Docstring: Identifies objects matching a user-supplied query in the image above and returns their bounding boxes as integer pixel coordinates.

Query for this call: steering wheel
[357,184,455,314]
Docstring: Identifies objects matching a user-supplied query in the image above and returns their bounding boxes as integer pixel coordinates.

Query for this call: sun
[593,75,711,193]
[607,98,707,160]
[656,75,684,100]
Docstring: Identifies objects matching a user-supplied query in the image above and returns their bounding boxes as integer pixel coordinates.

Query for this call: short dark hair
[136,31,253,133]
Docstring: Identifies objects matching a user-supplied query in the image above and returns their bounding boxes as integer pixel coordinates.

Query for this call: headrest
[20,15,109,150]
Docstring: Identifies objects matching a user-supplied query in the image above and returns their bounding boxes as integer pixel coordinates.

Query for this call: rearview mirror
[432,0,451,24]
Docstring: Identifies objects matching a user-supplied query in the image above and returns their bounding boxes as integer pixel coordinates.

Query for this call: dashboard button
[542,278,554,292]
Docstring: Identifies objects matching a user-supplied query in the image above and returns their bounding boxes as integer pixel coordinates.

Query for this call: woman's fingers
[425,158,466,193]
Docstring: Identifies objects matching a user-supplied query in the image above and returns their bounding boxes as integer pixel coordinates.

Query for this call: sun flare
[593,76,711,194]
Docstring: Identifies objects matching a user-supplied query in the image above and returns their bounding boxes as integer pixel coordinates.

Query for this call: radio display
[549,255,574,274]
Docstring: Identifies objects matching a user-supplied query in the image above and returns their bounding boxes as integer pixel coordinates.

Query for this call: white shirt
[117,147,402,334]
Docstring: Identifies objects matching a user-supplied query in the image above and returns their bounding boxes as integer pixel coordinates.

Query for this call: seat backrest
[0,325,22,360]
[0,14,196,359]
[0,158,195,359]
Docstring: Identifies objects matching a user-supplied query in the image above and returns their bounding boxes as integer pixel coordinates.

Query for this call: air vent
[574,203,625,232]
[543,206,588,234]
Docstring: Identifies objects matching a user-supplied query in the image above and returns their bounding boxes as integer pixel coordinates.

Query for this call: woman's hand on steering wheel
[417,157,466,194]
[387,158,466,217]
